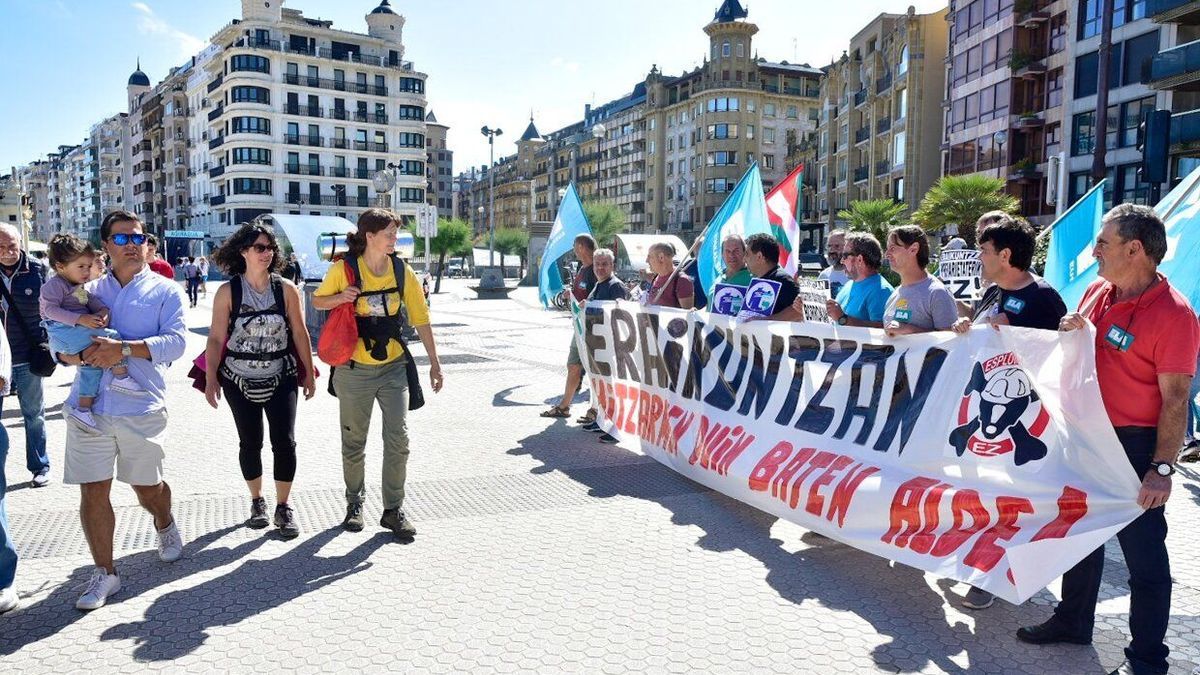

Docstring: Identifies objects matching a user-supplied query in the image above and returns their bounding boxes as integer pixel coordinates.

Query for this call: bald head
[0,223,21,267]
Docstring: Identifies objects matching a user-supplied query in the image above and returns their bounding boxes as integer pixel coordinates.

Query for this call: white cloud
[550,56,581,74]
[131,2,206,60]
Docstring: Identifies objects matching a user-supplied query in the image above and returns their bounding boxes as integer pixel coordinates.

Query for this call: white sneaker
[157,520,183,562]
[75,568,120,611]
[0,586,19,613]
[109,376,144,395]
[68,407,99,431]
[31,472,49,488]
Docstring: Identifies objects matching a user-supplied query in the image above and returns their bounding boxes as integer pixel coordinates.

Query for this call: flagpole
[1035,179,1106,243]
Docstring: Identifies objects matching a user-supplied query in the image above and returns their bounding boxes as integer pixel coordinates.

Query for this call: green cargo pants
[334,358,410,510]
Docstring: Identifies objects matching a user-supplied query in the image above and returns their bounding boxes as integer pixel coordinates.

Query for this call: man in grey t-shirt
[882,226,959,336]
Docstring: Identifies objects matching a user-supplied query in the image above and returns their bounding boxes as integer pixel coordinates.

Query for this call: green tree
[582,201,625,248]
[836,199,908,245]
[415,218,472,293]
[911,175,1020,247]
[493,227,530,278]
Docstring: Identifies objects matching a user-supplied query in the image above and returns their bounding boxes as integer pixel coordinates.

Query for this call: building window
[747,124,755,139]
[893,131,906,166]
[762,154,775,169]
[397,105,424,120]
[398,77,425,93]
[232,147,271,165]
[706,151,737,166]
[763,128,776,144]
[722,41,731,57]
[894,177,904,202]
[232,178,272,195]
[707,97,740,112]
[764,103,776,117]
[747,99,756,113]
[1120,96,1155,147]
[896,88,907,120]
[394,187,425,203]
[786,106,798,119]
[231,116,271,135]
[736,42,745,58]
[230,55,270,74]
[231,86,270,105]
[1072,111,1095,156]
[1047,68,1064,109]
[707,124,739,140]
[1122,31,1159,87]
[397,133,425,148]
[898,45,909,76]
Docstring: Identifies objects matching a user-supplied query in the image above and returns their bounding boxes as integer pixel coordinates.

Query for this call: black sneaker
[581,421,601,432]
[598,432,619,444]
[343,502,365,532]
[247,497,269,529]
[1015,618,1092,645]
[274,503,299,540]
[380,508,417,539]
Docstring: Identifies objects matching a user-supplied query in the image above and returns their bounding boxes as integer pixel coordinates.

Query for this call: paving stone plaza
[2,279,1199,673]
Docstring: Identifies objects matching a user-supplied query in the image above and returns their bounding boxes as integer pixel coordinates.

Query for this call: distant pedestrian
[198,256,210,296]
[40,234,143,432]
[0,327,16,613]
[182,257,201,307]
[145,234,174,280]
[312,208,444,540]
[58,210,188,611]
[90,252,108,281]
[881,225,958,337]
[205,223,316,539]
[281,253,304,285]
[0,223,50,488]
[541,234,596,419]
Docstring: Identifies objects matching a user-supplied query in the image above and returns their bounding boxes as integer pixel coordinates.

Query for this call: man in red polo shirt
[1016,204,1199,675]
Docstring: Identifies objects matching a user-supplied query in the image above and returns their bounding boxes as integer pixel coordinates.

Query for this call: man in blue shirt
[827,232,893,328]
[59,211,188,611]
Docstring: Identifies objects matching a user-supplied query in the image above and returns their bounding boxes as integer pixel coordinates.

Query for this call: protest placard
[938,249,984,301]
[742,278,781,317]
[796,278,831,322]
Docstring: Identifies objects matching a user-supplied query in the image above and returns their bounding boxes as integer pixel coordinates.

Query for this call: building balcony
[206,75,223,93]
[1148,0,1200,23]
[209,135,225,149]
[1169,108,1200,145]
[875,160,890,175]
[1015,112,1046,129]
[853,88,869,107]
[285,194,378,207]
[854,127,871,144]
[282,73,389,97]
[875,74,893,94]
[284,104,324,119]
[209,195,226,206]
[355,141,389,152]
[284,164,325,176]
[329,138,350,149]
[877,117,891,133]
[209,165,225,178]
[1008,160,1043,183]
[853,167,869,183]
[353,112,389,124]
[207,105,224,122]
[1010,51,1048,78]
[1146,39,1200,90]
[284,134,324,147]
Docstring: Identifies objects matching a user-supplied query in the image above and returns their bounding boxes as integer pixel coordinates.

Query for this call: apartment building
[425,110,453,218]
[1145,0,1200,185]
[15,161,52,242]
[809,8,948,229]
[181,0,429,236]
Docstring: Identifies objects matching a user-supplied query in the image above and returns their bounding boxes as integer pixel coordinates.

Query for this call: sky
[0,0,948,175]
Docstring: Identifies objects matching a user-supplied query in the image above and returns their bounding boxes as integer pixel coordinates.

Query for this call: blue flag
[539,183,592,308]
[696,163,773,297]
[1043,180,1105,310]
[1050,165,1200,312]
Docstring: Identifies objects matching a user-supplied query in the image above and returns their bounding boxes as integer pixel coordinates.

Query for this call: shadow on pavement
[99,527,388,661]
[508,425,1112,674]
[0,524,254,656]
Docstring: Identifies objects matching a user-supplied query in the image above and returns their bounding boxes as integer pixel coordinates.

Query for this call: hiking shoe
[962,587,995,610]
[75,568,120,611]
[343,503,364,532]
[380,509,417,539]
[31,471,49,488]
[1015,619,1092,645]
[0,586,18,613]
[274,503,299,540]
[247,497,269,529]
[156,520,183,562]
[598,433,619,444]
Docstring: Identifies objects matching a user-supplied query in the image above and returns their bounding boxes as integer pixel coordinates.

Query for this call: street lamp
[992,130,1008,181]
[481,125,503,266]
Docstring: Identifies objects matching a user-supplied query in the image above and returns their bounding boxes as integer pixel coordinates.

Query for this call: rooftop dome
[128,59,150,87]
[370,0,397,14]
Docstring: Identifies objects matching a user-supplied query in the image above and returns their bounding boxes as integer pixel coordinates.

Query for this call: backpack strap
[228,274,244,330]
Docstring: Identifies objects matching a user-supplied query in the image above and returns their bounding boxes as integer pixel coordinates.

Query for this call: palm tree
[911,175,1020,247]
[582,201,625,248]
[837,199,908,245]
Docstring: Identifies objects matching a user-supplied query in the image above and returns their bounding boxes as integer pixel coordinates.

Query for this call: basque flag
[696,163,772,296]
[766,163,805,276]
[539,183,592,308]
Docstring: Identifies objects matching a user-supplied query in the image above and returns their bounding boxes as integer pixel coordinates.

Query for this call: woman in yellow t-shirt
[313,208,444,539]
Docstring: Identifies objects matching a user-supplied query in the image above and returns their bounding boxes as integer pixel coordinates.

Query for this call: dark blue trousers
[1053,426,1170,674]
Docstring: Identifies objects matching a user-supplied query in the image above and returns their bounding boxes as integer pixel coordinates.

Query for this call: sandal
[576,409,597,425]
[540,405,570,418]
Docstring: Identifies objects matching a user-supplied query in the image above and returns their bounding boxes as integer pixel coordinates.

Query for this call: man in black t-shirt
[950,215,1066,612]
[744,233,802,321]
[587,248,629,303]
[952,215,1067,334]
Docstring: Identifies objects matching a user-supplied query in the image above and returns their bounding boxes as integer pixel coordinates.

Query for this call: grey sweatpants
[334,359,410,510]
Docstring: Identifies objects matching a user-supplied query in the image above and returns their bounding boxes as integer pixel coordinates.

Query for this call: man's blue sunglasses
[109,233,147,246]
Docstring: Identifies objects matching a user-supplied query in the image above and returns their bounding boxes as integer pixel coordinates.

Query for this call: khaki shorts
[63,408,168,486]
[567,334,582,367]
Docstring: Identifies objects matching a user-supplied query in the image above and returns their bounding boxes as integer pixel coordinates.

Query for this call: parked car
[795,253,829,278]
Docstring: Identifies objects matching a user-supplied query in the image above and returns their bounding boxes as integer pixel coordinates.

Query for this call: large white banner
[580,302,1143,603]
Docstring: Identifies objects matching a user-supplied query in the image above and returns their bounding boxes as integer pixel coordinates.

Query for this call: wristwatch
[1149,462,1175,477]
[837,316,848,326]
[120,341,133,358]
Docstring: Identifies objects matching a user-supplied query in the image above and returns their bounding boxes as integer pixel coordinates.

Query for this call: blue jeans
[0,418,17,590]
[43,321,121,398]
[1053,427,1170,674]
[0,363,48,475]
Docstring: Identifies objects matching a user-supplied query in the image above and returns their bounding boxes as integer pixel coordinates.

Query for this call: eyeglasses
[109,233,147,246]
[247,243,278,254]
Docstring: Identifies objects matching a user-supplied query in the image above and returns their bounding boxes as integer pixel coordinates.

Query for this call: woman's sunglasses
[247,243,278,254]
[109,233,147,246]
